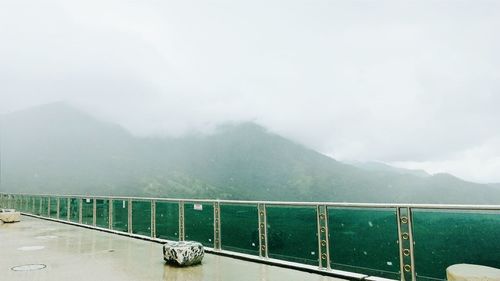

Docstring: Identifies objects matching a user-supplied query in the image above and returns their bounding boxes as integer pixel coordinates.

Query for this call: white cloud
[1,0,499,181]
[392,136,500,183]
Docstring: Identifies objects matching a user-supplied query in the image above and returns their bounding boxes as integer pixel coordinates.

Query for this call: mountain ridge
[1,102,499,204]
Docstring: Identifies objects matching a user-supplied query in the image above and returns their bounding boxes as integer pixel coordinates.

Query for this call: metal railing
[1,192,499,281]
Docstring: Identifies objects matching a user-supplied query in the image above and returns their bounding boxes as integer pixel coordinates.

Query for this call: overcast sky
[1,0,499,183]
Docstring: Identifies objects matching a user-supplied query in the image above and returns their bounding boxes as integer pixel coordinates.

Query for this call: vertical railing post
[397,207,416,281]
[213,201,221,250]
[258,203,268,258]
[66,198,70,221]
[151,200,156,238]
[38,197,42,215]
[317,205,330,269]
[408,208,416,281]
[56,197,60,219]
[109,199,113,230]
[178,201,185,241]
[128,198,133,233]
[92,198,97,226]
[78,198,83,224]
[47,197,51,217]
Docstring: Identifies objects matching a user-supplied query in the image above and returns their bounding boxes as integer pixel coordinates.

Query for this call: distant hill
[348,161,430,178]
[489,183,500,189]
[1,102,499,204]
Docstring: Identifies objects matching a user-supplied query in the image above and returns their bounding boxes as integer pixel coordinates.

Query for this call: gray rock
[163,241,204,266]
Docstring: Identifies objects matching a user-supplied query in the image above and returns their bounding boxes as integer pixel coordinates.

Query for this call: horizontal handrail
[1,192,499,210]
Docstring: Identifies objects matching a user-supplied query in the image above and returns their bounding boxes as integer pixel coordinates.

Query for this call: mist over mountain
[1,103,499,203]
[348,161,431,178]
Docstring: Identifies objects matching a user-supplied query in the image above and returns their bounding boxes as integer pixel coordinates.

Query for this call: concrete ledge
[447,264,500,281]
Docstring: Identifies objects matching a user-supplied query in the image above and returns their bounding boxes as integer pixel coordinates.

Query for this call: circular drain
[17,246,45,251]
[11,264,46,271]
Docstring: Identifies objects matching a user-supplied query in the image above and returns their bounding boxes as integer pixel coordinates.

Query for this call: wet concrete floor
[0,216,346,281]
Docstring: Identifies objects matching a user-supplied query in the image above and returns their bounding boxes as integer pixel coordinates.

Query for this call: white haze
[1,0,499,183]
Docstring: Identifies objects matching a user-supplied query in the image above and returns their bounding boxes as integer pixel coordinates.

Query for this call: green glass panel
[24,196,31,212]
[17,196,24,212]
[41,197,49,217]
[220,204,259,255]
[9,195,13,209]
[23,196,29,213]
[9,195,15,209]
[14,196,19,209]
[132,200,151,236]
[267,206,318,265]
[155,201,179,240]
[82,198,93,225]
[19,196,27,212]
[49,197,58,218]
[69,198,80,223]
[112,199,129,232]
[328,208,399,279]
[96,199,109,228]
[4,195,9,208]
[184,202,214,247]
[59,198,68,220]
[413,210,500,281]
[25,196,32,212]
[13,196,19,210]
[34,197,42,215]
[32,197,38,213]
